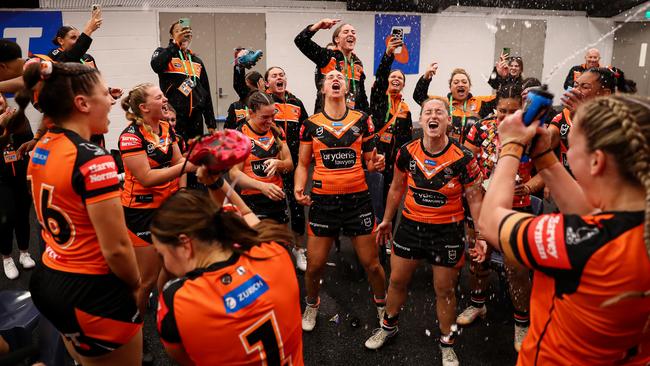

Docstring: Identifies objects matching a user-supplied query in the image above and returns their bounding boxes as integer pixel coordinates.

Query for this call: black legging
[0,162,31,256]
[282,172,305,236]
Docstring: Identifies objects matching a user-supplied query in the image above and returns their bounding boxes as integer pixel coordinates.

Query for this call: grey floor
[0,209,519,365]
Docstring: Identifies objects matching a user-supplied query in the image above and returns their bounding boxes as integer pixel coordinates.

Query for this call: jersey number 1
[239,311,290,366]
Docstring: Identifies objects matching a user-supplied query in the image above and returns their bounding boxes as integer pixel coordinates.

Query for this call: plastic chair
[0,291,40,365]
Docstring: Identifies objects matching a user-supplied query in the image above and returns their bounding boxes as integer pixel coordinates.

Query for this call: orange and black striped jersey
[300,109,375,195]
[550,108,572,173]
[499,211,650,366]
[395,138,481,224]
[27,128,121,275]
[157,242,303,366]
[465,118,533,208]
[236,122,285,196]
[118,121,179,209]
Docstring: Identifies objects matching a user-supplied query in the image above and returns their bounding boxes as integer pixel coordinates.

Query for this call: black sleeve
[151,41,179,74]
[233,65,250,102]
[199,60,216,129]
[487,66,501,90]
[395,111,413,150]
[294,25,332,68]
[49,33,93,62]
[563,66,577,90]
[413,76,432,106]
[157,278,184,345]
[394,144,411,172]
[370,53,394,127]
[479,98,496,119]
[225,103,238,130]
[355,70,370,114]
[82,53,98,69]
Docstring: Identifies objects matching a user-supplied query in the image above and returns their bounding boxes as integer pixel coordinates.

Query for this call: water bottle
[522,84,554,126]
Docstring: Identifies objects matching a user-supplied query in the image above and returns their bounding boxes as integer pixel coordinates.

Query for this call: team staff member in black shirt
[151,20,216,141]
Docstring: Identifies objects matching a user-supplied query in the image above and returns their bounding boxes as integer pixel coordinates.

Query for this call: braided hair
[576,95,650,257]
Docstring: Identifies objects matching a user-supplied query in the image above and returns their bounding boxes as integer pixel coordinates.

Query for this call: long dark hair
[52,26,76,46]
[150,190,293,252]
[21,61,100,124]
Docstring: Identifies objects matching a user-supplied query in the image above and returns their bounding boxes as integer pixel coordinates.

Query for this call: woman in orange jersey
[153,186,303,366]
[294,69,387,332]
[230,91,293,224]
[458,84,533,351]
[119,83,196,297]
[479,95,650,366]
[414,65,496,144]
[22,61,143,365]
[364,97,485,366]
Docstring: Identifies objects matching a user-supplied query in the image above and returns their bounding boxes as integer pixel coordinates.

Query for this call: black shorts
[242,193,289,224]
[29,264,142,357]
[308,191,375,237]
[392,217,465,267]
[124,207,155,247]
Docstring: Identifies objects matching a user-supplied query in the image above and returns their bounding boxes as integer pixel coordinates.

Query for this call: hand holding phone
[179,17,191,29]
[391,28,404,53]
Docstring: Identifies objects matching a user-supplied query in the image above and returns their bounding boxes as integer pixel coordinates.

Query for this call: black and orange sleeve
[294,26,334,69]
[549,112,563,129]
[118,129,145,158]
[157,278,184,346]
[72,144,121,205]
[361,114,376,153]
[299,121,313,144]
[413,75,432,106]
[459,152,481,186]
[394,145,411,172]
[464,125,483,148]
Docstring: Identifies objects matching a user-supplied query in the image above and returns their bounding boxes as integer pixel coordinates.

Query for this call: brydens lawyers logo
[223,274,269,314]
[80,155,119,191]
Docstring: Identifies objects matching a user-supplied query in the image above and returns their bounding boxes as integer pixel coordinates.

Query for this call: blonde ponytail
[122,83,160,143]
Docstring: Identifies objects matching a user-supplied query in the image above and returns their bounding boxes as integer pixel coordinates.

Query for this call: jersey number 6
[34,184,76,248]
[239,311,291,366]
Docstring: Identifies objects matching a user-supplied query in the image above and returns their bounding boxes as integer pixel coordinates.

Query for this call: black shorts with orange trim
[124,207,155,247]
[29,263,142,357]
[308,191,375,237]
[392,217,465,267]
[241,193,289,224]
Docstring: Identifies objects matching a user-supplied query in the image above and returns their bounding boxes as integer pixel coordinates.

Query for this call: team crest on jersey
[448,250,457,261]
[409,159,417,173]
[316,126,324,136]
[146,143,155,154]
[351,126,360,136]
[223,274,269,314]
[560,124,569,136]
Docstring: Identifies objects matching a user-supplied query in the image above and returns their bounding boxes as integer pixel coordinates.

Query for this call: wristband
[499,142,524,160]
[207,176,225,190]
[533,150,558,171]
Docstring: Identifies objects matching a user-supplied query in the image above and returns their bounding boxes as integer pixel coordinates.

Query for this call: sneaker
[302,305,318,332]
[364,327,397,350]
[235,48,263,69]
[514,324,529,352]
[187,129,252,174]
[456,305,487,325]
[440,345,460,366]
[3,257,18,280]
[292,247,307,272]
[19,252,35,269]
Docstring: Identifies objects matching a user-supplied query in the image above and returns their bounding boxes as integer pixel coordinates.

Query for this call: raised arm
[294,19,340,68]
[413,62,437,105]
